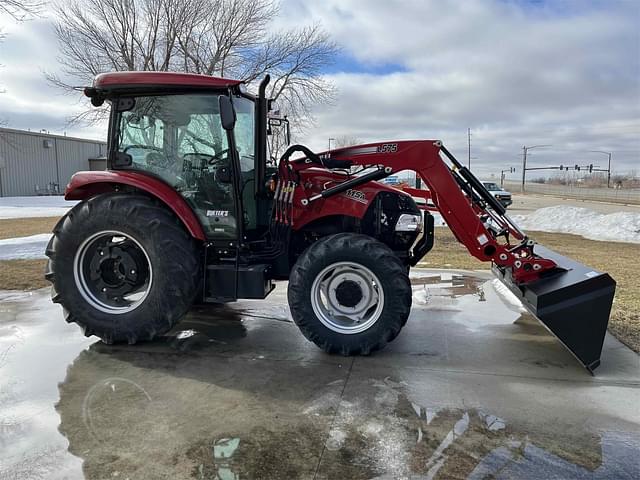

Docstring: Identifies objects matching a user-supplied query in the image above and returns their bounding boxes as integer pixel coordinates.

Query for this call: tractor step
[205,263,275,302]
[493,245,616,373]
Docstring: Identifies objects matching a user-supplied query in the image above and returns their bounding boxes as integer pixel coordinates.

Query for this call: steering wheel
[181,150,229,166]
[123,144,163,154]
[207,149,230,165]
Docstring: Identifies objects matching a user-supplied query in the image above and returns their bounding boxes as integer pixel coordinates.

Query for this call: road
[508,193,640,215]
[1,270,638,479]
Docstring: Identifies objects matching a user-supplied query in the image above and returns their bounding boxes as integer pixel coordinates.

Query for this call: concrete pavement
[1,270,639,479]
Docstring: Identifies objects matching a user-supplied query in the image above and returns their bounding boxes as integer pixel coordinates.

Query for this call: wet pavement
[1,269,639,479]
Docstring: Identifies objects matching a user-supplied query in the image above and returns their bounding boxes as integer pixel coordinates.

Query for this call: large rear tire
[288,233,412,355]
[46,193,201,344]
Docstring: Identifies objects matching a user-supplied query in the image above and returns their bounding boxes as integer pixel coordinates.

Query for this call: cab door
[115,93,242,240]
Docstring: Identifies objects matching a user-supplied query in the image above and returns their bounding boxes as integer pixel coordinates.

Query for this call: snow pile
[0,196,77,219]
[513,206,640,244]
[0,233,52,260]
[431,212,446,227]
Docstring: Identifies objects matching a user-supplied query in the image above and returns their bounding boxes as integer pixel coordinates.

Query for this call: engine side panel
[291,169,411,230]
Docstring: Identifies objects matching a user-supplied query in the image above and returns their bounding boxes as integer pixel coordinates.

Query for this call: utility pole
[521,146,527,193]
[467,128,471,169]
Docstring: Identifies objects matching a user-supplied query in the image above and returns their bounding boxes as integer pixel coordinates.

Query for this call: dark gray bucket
[493,245,616,373]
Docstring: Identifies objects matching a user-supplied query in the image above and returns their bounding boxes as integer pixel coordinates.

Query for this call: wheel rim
[73,230,153,314]
[310,261,385,334]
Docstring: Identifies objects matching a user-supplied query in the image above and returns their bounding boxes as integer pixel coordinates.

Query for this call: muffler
[493,245,616,373]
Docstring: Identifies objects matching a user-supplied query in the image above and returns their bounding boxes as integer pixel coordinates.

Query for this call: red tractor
[46,72,615,372]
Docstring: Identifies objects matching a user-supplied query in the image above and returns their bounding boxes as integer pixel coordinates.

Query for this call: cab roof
[93,71,242,90]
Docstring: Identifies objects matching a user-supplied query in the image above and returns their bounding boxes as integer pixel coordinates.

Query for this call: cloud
[278,0,640,174]
[0,14,106,139]
[0,0,638,174]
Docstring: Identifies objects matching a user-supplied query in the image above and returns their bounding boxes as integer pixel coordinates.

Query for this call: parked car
[481,181,512,208]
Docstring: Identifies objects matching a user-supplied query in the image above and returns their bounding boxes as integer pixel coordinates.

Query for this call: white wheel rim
[73,230,153,314]
[310,261,385,334]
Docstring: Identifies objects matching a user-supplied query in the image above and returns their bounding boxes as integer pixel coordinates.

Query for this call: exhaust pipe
[493,245,616,373]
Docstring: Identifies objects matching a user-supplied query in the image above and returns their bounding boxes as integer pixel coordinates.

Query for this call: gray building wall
[0,128,107,197]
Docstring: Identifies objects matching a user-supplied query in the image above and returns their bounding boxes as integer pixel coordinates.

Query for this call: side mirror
[267,115,291,146]
[219,95,236,131]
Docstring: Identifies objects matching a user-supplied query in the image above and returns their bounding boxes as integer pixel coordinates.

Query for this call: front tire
[46,193,200,344]
[288,233,412,355]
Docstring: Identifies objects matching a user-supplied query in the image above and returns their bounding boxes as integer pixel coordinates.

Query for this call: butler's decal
[206,210,230,217]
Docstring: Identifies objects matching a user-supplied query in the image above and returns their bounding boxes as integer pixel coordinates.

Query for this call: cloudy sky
[0,0,638,176]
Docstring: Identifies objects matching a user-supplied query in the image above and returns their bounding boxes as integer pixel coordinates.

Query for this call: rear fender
[65,171,206,240]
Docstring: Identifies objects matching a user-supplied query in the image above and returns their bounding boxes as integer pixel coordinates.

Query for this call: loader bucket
[493,245,616,373]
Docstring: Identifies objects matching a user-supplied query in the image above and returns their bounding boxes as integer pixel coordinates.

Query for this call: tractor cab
[85,71,273,243]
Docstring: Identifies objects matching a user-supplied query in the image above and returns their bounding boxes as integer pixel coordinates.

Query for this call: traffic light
[574,164,579,170]
[559,165,563,170]
[589,164,593,173]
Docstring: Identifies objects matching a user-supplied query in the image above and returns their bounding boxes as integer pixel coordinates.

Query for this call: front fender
[65,171,206,240]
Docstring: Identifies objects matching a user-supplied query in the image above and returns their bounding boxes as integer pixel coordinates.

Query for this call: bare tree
[334,135,361,148]
[48,0,338,133]
[0,0,43,21]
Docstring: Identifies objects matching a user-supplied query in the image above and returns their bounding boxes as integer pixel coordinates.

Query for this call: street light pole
[521,144,552,193]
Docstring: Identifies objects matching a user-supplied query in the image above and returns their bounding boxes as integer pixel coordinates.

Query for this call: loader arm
[282,140,556,284]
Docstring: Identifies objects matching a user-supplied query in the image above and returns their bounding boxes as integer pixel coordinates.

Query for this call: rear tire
[288,233,412,355]
[46,193,200,344]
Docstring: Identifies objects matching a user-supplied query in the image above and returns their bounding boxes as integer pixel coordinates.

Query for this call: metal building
[0,127,106,197]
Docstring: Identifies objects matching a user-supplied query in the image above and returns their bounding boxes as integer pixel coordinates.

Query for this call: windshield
[117,94,254,173]
[482,182,502,191]
[114,93,255,238]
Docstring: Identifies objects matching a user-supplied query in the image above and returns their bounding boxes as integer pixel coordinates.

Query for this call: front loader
[46,71,615,372]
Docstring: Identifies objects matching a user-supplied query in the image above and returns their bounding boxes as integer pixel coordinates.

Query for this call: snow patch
[430,212,446,227]
[513,206,640,244]
[0,196,77,219]
[0,233,52,260]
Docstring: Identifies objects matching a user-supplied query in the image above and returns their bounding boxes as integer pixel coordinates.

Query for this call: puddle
[410,272,486,311]
[1,284,639,479]
[315,378,639,479]
[409,272,531,331]
[0,291,93,479]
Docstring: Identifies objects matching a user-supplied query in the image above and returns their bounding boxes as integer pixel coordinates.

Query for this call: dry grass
[0,259,49,290]
[0,217,58,240]
[0,217,637,351]
[419,228,640,352]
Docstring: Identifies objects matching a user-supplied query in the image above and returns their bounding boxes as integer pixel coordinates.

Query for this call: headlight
[395,213,423,232]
